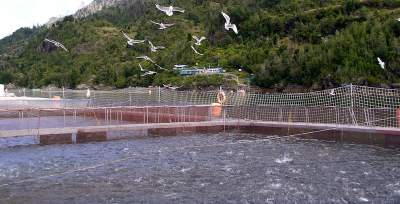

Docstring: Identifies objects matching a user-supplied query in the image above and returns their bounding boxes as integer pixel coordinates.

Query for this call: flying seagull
[136,55,165,70]
[141,71,157,77]
[192,36,206,46]
[148,41,165,52]
[137,55,156,64]
[377,57,385,69]
[139,63,146,72]
[150,20,174,30]
[221,12,238,34]
[191,45,204,56]
[122,32,145,46]
[329,89,335,96]
[44,38,69,52]
[155,4,185,16]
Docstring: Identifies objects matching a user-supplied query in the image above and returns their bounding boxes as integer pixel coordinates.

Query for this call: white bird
[44,38,69,52]
[191,45,204,56]
[192,36,206,46]
[141,71,157,77]
[137,55,156,64]
[136,55,165,70]
[397,18,400,22]
[330,89,335,96]
[150,20,174,30]
[221,12,238,34]
[377,57,385,69]
[139,63,146,72]
[122,32,145,46]
[155,4,185,16]
[148,41,165,52]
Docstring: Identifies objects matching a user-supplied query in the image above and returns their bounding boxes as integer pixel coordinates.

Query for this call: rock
[5,83,16,89]
[76,84,90,90]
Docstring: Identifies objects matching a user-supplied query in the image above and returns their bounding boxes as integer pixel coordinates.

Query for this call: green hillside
[0,0,400,90]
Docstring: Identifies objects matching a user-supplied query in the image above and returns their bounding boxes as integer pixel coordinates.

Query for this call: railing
[3,85,400,129]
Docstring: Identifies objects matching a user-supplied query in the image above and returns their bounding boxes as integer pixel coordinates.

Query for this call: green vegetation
[0,0,400,89]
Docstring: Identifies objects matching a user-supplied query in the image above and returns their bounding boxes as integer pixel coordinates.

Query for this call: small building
[179,67,225,76]
[179,68,202,76]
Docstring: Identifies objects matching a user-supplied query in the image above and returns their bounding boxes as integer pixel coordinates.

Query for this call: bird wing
[155,64,165,70]
[191,45,203,55]
[199,37,206,42]
[231,24,239,34]
[147,57,156,64]
[172,7,185,13]
[136,56,147,59]
[156,4,170,12]
[132,39,145,43]
[221,12,230,23]
[139,63,146,71]
[155,46,165,49]
[122,32,132,41]
[58,44,69,52]
[44,39,58,45]
[44,38,53,44]
[150,20,161,25]
[192,36,200,41]
[164,23,175,27]
[148,41,154,48]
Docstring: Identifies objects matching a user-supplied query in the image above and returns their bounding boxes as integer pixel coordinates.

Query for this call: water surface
[0,133,399,203]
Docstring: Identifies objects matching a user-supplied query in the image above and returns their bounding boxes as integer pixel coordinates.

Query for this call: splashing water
[275,154,293,164]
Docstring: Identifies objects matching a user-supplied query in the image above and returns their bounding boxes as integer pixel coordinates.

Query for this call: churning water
[0,133,400,203]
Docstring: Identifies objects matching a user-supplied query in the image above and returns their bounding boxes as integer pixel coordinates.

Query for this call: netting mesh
[2,85,400,130]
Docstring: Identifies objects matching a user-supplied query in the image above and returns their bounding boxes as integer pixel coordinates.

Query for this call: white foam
[275,154,293,164]
[270,183,282,189]
[180,168,191,173]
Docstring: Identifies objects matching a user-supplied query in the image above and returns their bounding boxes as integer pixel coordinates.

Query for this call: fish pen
[2,85,400,203]
[1,85,400,146]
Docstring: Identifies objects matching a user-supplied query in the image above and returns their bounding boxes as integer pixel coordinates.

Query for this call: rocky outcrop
[74,0,124,18]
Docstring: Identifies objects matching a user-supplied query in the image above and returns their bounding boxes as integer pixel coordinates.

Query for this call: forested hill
[0,0,400,90]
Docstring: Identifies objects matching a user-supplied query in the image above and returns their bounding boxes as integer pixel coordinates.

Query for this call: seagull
[148,41,165,52]
[155,4,185,16]
[192,36,206,46]
[44,38,69,52]
[137,55,156,64]
[136,55,165,70]
[221,12,238,34]
[139,63,146,72]
[377,57,385,69]
[141,71,157,77]
[150,20,174,30]
[191,45,204,56]
[122,32,145,46]
[330,89,335,96]
[86,88,91,98]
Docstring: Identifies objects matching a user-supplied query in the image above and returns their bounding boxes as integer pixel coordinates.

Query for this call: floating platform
[1,120,400,148]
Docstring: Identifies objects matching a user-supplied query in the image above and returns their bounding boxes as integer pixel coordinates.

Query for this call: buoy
[52,96,61,100]
[211,103,222,117]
